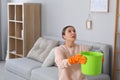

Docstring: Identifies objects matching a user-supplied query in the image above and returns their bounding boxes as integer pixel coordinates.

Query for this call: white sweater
[55,44,90,80]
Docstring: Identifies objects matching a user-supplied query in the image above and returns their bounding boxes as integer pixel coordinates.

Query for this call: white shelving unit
[7,3,41,59]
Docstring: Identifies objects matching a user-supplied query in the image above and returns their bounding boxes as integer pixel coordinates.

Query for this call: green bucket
[80,51,103,76]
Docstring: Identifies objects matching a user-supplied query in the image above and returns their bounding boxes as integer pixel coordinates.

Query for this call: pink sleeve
[55,47,71,69]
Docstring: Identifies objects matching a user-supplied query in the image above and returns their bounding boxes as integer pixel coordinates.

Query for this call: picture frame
[90,0,109,12]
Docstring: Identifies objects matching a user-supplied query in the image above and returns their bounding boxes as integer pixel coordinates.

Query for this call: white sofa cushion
[31,67,58,80]
[42,47,56,67]
[86,74,110,80]
[31,67,110,80]
[5,58,42,80]
[27,37,58,62]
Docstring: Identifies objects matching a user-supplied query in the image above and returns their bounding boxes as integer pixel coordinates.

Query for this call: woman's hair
[62,25,74,39]
[62,25,74,35]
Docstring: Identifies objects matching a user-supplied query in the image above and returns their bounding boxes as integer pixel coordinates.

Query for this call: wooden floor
[0,61,5,80]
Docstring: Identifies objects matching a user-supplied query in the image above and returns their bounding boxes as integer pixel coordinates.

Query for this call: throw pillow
[27,37,58,63]
[42,47,56,67]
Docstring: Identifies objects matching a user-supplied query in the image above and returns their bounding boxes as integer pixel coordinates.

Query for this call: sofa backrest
[27,37,59,63]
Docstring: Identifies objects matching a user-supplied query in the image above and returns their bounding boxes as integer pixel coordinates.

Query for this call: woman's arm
[55,46,87,69]
[55,47,71,69]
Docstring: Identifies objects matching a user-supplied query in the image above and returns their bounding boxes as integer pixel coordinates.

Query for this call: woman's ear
[62,35,65,40]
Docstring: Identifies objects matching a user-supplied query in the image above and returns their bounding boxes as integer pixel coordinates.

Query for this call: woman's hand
[75,54,87,64]
[68,54,87,64]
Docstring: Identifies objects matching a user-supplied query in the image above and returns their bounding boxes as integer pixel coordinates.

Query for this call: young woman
[55,25,91,80]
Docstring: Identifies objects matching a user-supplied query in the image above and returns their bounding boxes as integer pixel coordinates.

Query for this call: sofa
[5,37,111,80]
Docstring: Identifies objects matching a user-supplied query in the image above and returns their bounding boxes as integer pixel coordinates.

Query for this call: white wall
[1,0,11,60]
[11,0,115,46]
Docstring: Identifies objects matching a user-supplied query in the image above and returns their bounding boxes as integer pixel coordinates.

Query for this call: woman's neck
[65,41,75,48]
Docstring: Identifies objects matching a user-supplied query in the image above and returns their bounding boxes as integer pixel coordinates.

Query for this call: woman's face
[63,27,76,41]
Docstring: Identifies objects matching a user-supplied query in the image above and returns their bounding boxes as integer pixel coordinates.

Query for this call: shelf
[16,21,23,23]
[9,20,16,22]
[16,5,22,21]
[9,22,15,36]
[16,37,23,40]
[9,38,15,52]
[16,23,23,38]
[9,53,16,58]
[10,53,23,57]
[9,36,23,40]
[15,54,23,57]
[9,36,16,39]
[9,5,15,20]
[9,53,23,58]
[9,20,23,23]
[7,3,41,59]
[16,39,23,55]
